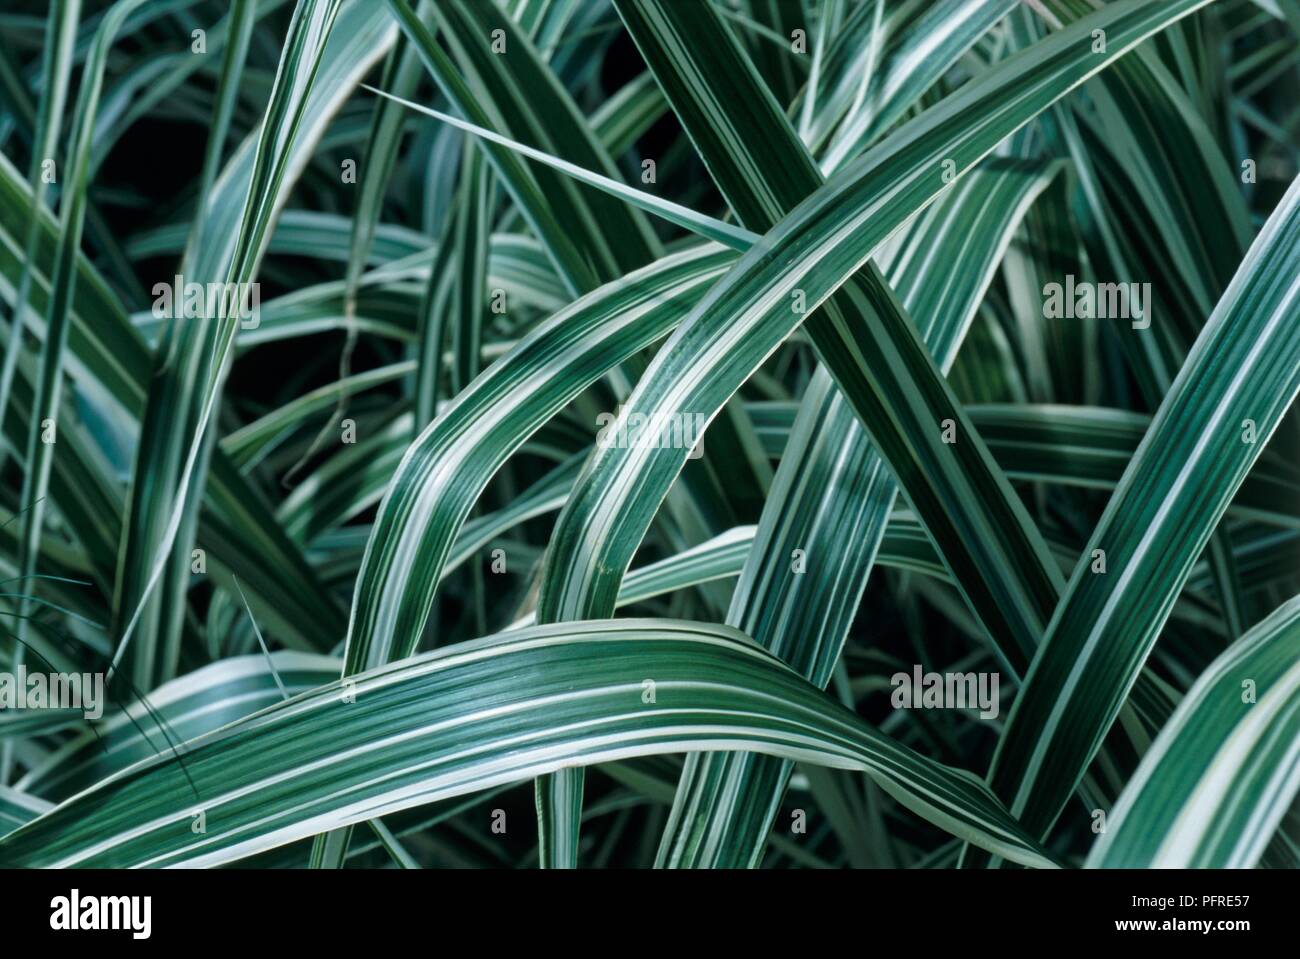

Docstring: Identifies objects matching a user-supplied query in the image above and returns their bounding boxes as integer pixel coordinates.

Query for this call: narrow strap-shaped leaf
[182,0,257,270]
[109,0,366,684]
[111,0,360,686]
[0,276,343,655]
[343,244,733,675]
[321,241,747,867]
[19,653,340,801]
[379,1,773,572]
[987,174,1300,844]
[539,0,1212,864]
[546,0,1208,865]
[359,85,757,252]
[543,0,1210,641]
[118,0,257,688]
[0,620,1055,869]
[0,0,81,479]
[15,0,161,694]
[656,159,1064,868]
[418,138,488,425]
[818,0,1021,169]
[0,23,356,655]
[379,0,595,295]
[342,3,428,319]
[436,0,662,276]
[1087,593,1300,868]
[1033,0,1260,653]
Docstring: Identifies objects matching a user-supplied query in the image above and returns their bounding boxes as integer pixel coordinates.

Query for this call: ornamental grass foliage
[0,0,1297,870]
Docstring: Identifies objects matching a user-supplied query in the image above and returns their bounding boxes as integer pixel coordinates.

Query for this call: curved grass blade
[542,0,1210,640]
[326,243,732,868]
[1087,593,1300,868]
[0,620,1055,869]
[19,652,340,801]
[109,0,376,686]
[343,244,732,675]
[818,0,1021,169]
[657,164,1066,866]
[12,0,161,714]
[987,175,1300,846]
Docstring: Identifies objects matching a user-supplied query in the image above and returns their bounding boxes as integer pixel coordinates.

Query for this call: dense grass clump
[0,0,1297,870]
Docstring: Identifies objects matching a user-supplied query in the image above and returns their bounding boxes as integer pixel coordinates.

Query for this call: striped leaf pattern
[0,0,1296,873]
